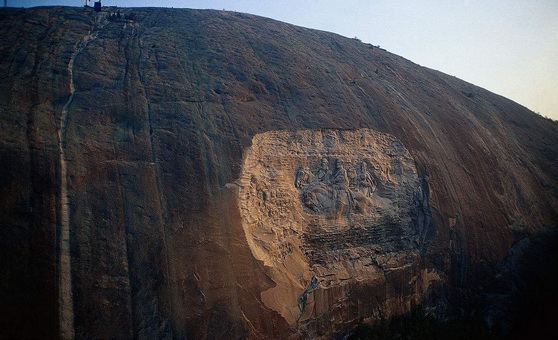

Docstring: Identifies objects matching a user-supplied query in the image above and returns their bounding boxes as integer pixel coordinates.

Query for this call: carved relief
[296,158,378,216]
[237,129,432,325]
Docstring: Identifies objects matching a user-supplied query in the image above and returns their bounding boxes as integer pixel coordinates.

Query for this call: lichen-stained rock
[0,6,557,340]
[238,129,437,333]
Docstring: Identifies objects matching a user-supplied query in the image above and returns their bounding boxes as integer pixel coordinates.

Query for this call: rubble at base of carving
[238,129,434,329]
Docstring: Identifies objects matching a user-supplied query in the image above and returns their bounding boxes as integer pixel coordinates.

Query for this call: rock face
[239,129,434,331]
[0,6,557,339]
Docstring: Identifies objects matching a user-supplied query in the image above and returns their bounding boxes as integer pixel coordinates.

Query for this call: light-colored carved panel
[238,129,429,324]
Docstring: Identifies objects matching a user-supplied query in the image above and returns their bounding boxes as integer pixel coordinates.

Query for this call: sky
[9,0,558,120]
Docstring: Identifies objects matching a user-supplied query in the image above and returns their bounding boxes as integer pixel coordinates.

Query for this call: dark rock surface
[0,6,557,339]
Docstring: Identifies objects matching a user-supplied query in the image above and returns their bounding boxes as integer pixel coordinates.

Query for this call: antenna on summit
[4,0,7,8]
[84,0,91,7]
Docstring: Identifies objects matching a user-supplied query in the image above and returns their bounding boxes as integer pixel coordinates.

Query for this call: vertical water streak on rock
[57,30,96,340]
[140,32,175,329]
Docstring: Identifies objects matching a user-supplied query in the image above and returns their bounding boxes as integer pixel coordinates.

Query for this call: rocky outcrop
[0,6,557,339]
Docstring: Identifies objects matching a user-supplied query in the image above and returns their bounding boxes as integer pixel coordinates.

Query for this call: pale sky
[9,0,558,120]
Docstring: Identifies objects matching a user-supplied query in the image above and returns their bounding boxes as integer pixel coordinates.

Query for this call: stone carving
[331,159,350,201]
[297,158,377,215]
[295,166,313,189]
[356,161,376,197]
[238,129,432,325]
[315,158,331,182]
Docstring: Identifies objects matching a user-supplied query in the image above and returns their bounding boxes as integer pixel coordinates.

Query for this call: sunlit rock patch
[238,129,432,325]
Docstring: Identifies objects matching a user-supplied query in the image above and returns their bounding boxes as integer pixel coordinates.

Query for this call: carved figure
[314,158,331,183]
[331,160,349,188]
[297,158,358,215]
[392,158,403,176]
[300,158,333,213]
[357,161,376,197]
[330,159,352,208]
[302,181,331,213]
[295,167,312,189]
[347,166,357,187]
